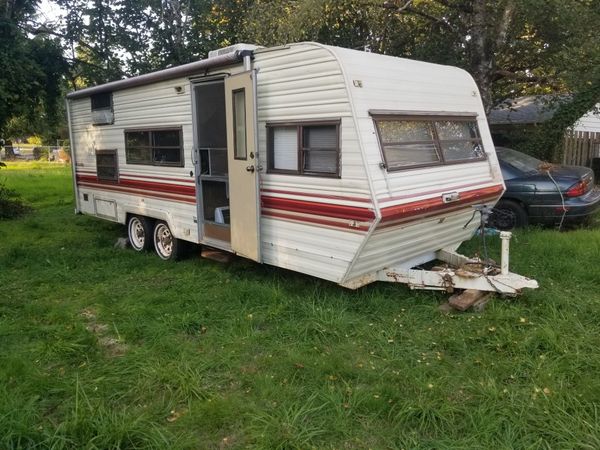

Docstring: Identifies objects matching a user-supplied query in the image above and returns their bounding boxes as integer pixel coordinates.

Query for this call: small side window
[96,149,118,182]
[91,92,114,125]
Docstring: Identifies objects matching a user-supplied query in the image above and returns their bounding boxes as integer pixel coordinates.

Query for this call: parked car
[489,147,600,230]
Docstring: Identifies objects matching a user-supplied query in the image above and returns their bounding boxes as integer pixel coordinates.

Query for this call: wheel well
[498,197,527,212]
[126,213,156,226]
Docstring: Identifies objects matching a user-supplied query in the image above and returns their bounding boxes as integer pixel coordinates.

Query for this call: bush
[32,147,49,160]
[0,163,31,219]
[0,185,31,219]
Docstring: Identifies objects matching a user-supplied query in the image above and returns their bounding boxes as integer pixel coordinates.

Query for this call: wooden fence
[562,130,600,167]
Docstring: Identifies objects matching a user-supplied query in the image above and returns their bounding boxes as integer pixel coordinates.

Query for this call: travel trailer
[66,42,538,294]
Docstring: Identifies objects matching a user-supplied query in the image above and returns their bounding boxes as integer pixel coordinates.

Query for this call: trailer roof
[66,51,243,100]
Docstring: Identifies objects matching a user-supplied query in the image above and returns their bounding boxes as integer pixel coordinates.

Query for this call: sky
[38,0,63,24]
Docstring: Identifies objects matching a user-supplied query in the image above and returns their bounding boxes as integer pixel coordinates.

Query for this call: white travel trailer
[67,42,537,294]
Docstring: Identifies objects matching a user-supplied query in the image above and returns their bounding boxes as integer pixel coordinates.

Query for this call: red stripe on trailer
[377,194,501,229]
[119,172,195,184]
[76,175,196,197]
[377,181,496,204]
[261,188,372,204]
[77,182,196,204]
[261,196,376,222]
[379,185,503,224]
[262,210,371,232]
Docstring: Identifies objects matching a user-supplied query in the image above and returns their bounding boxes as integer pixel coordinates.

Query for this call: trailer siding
[324,46,504,282]
[254,44,372,282]
[70,77,212,242]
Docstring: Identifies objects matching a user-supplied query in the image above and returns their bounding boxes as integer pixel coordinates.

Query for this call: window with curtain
[267,121,340,177]
[373,115,485,171]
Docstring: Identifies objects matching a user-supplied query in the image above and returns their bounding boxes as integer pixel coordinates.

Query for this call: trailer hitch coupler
[499,231,512,275]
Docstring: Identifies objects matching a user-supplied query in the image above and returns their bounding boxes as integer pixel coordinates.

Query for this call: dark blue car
[489,147,600,230]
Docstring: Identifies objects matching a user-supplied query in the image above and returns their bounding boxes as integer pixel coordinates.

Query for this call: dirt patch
[80,307,128,357]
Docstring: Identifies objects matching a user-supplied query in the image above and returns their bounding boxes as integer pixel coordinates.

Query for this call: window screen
[125,128,183,166]
[96,150,118,181]
[374,116,485,170]
[194,81,226,149]
[303,126,338,173]
[268,122,339,177]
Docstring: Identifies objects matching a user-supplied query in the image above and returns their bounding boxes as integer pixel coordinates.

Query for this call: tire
[153,221,185,261]
[489,200,528,231]
[127,215,153,251]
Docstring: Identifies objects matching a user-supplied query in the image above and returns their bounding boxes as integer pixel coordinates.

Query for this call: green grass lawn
[1,162,600,449]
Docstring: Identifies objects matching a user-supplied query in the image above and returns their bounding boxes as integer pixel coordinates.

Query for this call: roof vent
[208,43,262,59]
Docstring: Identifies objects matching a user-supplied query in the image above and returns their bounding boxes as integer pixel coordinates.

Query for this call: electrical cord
[545,169,567,231]
[463,205,492,265]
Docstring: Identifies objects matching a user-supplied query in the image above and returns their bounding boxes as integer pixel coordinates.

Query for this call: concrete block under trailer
[66,42,538,295]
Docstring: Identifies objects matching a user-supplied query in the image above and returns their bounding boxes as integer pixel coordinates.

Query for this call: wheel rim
[128,218,145,250]
[490,208,516,230]
[154,223,173,259]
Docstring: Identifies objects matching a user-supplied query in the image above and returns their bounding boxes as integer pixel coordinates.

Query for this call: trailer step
[201,247,233,263]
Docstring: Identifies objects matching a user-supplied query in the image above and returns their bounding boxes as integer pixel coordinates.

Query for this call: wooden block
[438,302,455,314]
[448,289,489,312]
[472,295,493,312]
[200,247,233,263]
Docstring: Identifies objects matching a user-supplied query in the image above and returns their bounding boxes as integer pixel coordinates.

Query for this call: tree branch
[494,0,515,51]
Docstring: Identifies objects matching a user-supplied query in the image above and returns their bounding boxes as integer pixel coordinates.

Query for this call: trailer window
[267,121,340,177]
[124,128,183,167]
[91,92,114,125]
[96,149,118,182]
[373,116,485,170]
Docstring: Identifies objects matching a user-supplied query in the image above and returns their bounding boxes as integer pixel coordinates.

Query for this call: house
[488,95,600,166]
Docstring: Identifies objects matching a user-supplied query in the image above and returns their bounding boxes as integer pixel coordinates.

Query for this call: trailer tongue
[344,232,539,295]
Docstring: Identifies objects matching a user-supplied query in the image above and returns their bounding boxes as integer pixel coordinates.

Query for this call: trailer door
[225,71,261,262]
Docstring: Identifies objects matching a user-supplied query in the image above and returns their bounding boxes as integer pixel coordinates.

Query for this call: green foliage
[32,147,49,160]
[0,0,68,139]
[0,183,31,219]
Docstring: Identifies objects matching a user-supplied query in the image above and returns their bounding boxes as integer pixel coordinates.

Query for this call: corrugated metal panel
[325,45,505,283]
[261,218,364,282]
[348,209,479,278]
[68,76,199,241]
[77,185,199,242]
[255,44,371,283]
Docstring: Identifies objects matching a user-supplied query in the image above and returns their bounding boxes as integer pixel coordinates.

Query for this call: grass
[1,161,600,449]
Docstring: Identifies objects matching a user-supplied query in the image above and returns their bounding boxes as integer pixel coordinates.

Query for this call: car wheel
[153,221,184,260]
[489,200,528,231]
[127,215,153,251]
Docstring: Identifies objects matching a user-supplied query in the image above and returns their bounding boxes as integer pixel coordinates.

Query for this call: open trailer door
[225,71,261,262]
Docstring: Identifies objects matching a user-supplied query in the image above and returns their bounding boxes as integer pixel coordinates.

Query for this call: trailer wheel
[153,221,184,261]
[489,200,528,231]
[128,216,153,251]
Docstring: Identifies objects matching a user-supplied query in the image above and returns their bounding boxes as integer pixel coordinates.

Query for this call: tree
[0,0,69,139]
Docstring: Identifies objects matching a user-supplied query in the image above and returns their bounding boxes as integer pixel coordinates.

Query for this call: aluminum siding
[254,44,372,283]
[69,77,211,242]
[326,46,505,282]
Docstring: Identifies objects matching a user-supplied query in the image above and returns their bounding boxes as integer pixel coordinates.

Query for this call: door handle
[246,165,255,173]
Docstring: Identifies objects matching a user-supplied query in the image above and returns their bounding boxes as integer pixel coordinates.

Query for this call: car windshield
[496,147,542,174]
